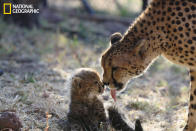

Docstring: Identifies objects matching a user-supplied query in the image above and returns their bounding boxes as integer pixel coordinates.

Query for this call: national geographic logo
[3,3,11,14]
[3,3,39,15]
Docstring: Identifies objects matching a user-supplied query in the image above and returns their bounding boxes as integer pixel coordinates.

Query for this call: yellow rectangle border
[3,3,11,14]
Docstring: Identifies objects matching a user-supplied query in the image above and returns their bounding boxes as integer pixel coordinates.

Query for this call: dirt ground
[0,2,192,131]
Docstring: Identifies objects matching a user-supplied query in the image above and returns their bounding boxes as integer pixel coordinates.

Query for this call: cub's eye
[94,81,99,86]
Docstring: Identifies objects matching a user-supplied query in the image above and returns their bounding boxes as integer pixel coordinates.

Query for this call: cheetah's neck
[121,0,169,59]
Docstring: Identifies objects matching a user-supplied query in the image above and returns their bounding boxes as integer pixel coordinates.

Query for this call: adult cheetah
[101,0,196,130]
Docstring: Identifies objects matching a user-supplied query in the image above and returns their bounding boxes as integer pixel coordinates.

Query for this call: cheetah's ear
[110,32,122,45]
[72,77,82,88]
[135,39,147,59]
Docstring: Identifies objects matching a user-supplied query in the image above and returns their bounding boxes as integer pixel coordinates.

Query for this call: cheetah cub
[65,68,143,131]
[66,68,107,131]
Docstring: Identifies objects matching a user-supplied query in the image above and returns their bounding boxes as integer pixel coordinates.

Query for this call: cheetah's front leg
[184,69,196,131]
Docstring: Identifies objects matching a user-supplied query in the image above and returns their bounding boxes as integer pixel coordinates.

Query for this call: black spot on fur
[184,8,190,12]
[190,95,194,101]
[188,40,193,44]
[191,104,196,109]
[194,89,196,95]
[191,76,195,81]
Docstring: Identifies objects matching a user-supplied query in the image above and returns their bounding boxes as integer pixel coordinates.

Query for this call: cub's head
[71,68,104,98]
[101,32,150,91]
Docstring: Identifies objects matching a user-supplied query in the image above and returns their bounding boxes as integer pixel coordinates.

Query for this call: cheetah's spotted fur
[101,0,196,130]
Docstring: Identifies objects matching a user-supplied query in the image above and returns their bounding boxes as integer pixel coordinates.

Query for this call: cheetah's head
[101,32,150,91]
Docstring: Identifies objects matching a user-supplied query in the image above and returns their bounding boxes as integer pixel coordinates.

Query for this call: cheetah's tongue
[110,89,116,102]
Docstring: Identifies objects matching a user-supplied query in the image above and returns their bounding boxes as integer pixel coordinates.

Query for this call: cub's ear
[110,32,122,45]
[72,77,82,88]
[135,39,147,59]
